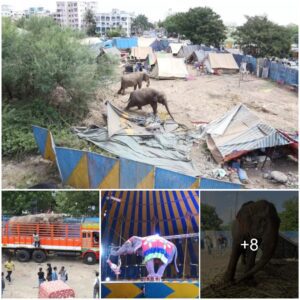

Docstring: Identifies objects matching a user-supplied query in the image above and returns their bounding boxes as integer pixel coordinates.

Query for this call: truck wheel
[16,249,31,262]
[32,250,47,263]
[84,252,96,265]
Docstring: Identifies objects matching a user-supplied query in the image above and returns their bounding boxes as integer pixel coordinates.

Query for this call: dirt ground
[2,67,298,189]
[201,249,298,298]
[2,255,99,298]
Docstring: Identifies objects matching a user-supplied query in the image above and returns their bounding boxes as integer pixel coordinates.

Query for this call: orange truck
[2,222,99,264]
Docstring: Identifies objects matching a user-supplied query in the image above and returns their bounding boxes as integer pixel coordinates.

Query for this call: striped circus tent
[101,190,199,279]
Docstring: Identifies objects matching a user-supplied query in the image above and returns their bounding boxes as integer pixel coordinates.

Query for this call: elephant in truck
[224,200,280,284]
[110,235,179,280]
[118,72,150,95]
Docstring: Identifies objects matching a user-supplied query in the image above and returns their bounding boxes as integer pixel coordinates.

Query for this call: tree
[106,27,126,38]
[279,198,298,231]
[160,7,226,47]
[131,14,154,35]
[85,9,96,36]
[2,191,99,217]
[286,23,298,44]
[201,204,223,230]
[235,15,292,58]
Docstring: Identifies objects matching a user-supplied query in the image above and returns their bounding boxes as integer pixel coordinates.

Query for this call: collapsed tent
[205,53,239,73]
[74,102,198,175]
[112,37,138,49]
[130,47,153,60]
[150,57,189,79]
[167,43,185,55]
[200,104,291,163]
[177,45,201,59]
[101,190,199,278]
[187,50,212,64]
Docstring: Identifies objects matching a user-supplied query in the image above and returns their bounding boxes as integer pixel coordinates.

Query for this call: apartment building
[95,9,134,37]
[1,4,26,19]
[53,1,98,29]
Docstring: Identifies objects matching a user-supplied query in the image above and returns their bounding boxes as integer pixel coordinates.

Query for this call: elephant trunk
[146,78,150,87]
[110,247,123,256]
[236,234,278,284]
[173,247,179,273]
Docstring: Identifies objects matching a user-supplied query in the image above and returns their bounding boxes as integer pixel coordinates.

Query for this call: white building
[1,4,26,19]
[53,1,98,29]
[24,7,51,17]
[95,9,134,37]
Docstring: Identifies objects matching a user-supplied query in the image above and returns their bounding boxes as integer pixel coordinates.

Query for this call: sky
[3,0,300,25]
[201,191,298,224]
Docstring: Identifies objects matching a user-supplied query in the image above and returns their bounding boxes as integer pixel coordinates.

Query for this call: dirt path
[2,255,99,298]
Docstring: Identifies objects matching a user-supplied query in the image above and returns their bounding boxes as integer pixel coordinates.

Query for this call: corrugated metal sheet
[269,62,298,85]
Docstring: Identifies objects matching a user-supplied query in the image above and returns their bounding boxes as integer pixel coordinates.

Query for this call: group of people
[37,264,68,286]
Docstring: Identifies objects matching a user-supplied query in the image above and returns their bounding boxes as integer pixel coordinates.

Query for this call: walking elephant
[125,88,174,120]
[118,72,150,95]
[224,200,280,283]
[110,235,179,280]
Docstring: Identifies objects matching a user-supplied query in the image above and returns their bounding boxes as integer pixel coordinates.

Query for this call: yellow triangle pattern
[98,161,120,189]
[136,169,154,189]
[105,283,142,298]
[68,154,90,188]
[165,282,199,298]
[44,132,56,162]
[190,178,199,189]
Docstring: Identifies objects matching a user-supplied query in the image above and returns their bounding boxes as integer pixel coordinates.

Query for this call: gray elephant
[118,72,150,95]
[224,200,280,283]
[125,88,174,120]
[110,235,179,280]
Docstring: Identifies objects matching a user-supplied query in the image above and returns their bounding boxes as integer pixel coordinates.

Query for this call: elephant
[224,200,280,284]
[117,72,150,95]
[125,88,174,120]
[110,235,179,280]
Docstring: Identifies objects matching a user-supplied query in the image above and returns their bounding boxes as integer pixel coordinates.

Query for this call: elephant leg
[117,87,122,94]
[138,82,142,89]
[138,106,142,110]
[145,260,155,277]
[151,102,158,115]
[245,249,257,281]
[156,264,167,279]
[224,242,242,282]
[134,84,137,90]
[122,88,125,95]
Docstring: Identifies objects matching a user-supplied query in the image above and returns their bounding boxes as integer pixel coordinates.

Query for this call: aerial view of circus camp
[2,0,298,190]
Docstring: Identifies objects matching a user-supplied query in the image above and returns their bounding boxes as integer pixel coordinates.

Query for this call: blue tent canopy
[112,37,138,49]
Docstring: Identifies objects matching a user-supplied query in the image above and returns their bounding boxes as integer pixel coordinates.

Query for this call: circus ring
[101,191,200,298]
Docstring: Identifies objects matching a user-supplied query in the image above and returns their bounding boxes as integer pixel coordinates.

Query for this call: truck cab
[81,225,99,264]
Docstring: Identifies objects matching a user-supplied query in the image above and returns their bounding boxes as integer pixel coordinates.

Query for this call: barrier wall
[101,281,199,298]
[32,125,244,189]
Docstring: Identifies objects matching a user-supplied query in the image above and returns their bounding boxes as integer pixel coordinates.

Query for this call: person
[93,271,99,298]
[1,272,4,291]
[37,267,45,286]
[204,235,213,255]
[4,258,15,282]
[33,232,40,248]
[46,263,52,281]
[52,267,58,281]
[59,266,68,282]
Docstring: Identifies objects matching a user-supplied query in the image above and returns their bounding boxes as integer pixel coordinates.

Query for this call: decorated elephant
[125,88,174,120]
[118,72,150,95]
[110,235,179,279]
[224,200,280,283]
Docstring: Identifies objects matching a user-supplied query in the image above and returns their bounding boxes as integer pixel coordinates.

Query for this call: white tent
[168,43,185,55]
[200,104,291,162]
[150,57,189,79]
[137,37,157,47]
[130,47,154,60]
[205,53,239,73]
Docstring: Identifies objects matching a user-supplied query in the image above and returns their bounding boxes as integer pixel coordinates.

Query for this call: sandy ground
[201,249,298,298]
[2,67,298,189]
[1,255,99,298]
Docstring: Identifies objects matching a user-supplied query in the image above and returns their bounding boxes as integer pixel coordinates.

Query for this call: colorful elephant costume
[110,235,179,279]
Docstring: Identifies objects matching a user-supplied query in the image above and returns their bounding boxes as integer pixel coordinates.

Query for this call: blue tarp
[100,40,113,48]
[112,37,138,49]
[151,39,169,51]
[269,62,298,86]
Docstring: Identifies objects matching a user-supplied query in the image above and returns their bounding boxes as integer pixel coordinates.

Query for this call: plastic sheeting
[207,53,239,70]
[112,37,138,49]
[130,47,153,60]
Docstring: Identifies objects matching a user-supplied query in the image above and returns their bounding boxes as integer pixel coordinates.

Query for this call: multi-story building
[1,4,26,19]
[24,7,51,17]
[53,1,98,29]
[95,9,134,37]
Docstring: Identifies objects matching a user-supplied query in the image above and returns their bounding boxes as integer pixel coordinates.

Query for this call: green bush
[2,16,118,158]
